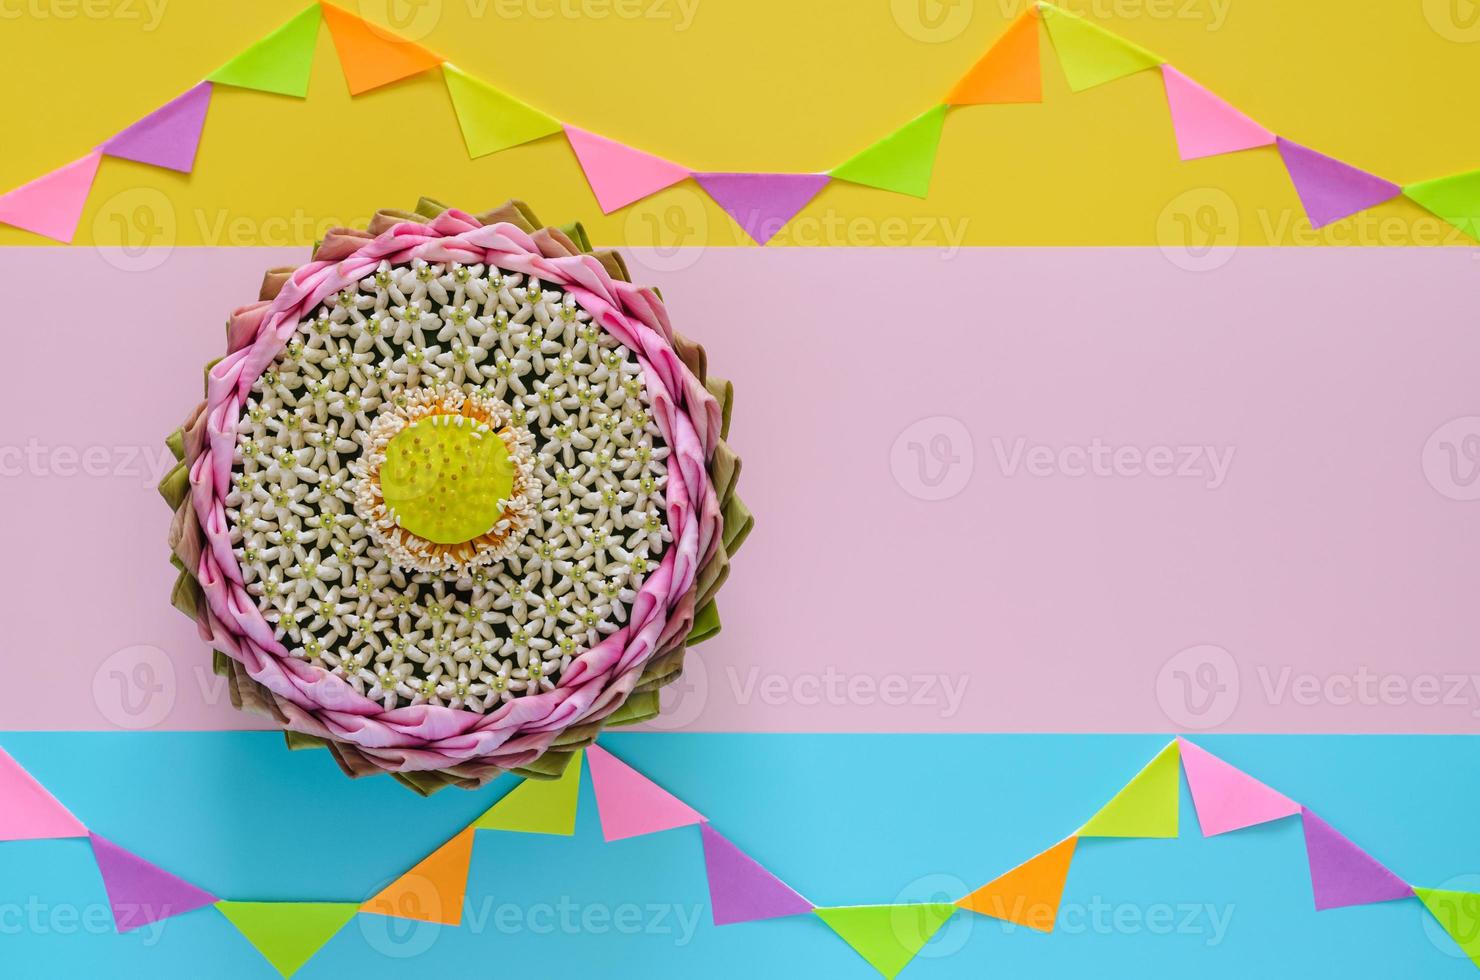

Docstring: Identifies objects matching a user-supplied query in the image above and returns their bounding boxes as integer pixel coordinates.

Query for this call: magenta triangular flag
[103,82,213,173]
[586,744,704,841]
[1160,66,1273,160]
[0,747,86,840]
[700,824,813,925]
[88,833,218,932]
[564,125,689,213]
[1300,808,1412,910]
[0,152,102,243]
[1178,739,1300,836]
[1276,137,1400,228]
[694,173,829,245]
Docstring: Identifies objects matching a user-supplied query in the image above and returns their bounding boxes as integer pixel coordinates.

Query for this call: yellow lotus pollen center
[380,415,513,545]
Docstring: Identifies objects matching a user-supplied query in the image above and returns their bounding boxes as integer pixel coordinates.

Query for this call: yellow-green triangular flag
[207,5,321,98]
[1038,3,1161,92]
[442,63,563,158]
[1416,888,1480,967]
[1404,170,1480,242]
[828,105,947,199]
[474,749,582,835]
[814,904,957,979]
[215,901,358,978]
[1078,740,1180,838]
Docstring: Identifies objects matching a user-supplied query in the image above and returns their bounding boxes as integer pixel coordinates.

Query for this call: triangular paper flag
[1300,808,1412,910]
[564,126,689,213]
[103,82,212,173]
[945,9,1041,105]
[216,901,359,978]
[1038,3,1161,92]
[700,824,813,925]
[956,836,1077,932]
[586,744,703,841]
[443,64,562,158]
[814,904,957,980]
[0,152,101,243]
[1178,738,1299,836]
[1404,169,1480,241]
[1415,888,1480,967]
[1159,65,1273,160]
[361,827,474,926]
[88,833,217,932]
[1079,740,1180,838]
[694,173,828,245]
[1276,138,1401,229]
[474,750,582,835]
[207,4,320,98]
[321,2,443,96]
[828,105,947,198]
[0,747,86,839]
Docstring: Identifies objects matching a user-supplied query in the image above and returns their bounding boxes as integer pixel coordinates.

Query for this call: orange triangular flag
[321,2,443,95]
[945,9,1041,105]
[955,837,1077,932]
[360,828,474,926]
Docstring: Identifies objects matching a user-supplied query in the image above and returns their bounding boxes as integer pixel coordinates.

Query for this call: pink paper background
[3,245,1478,733]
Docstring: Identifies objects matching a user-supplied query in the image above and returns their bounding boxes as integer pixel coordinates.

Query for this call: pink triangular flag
[586,744,704,842]
[1300,808,1413,910]
[0,152,102,243]
[103,82,213,173]
[88,833,218,932]
[1177,738,1299,836]
[694,173,829,245]
[564,125,689,213]
[0,747,86,840]
[1276,137,1401,228]
[700,824,813,925]
[1159,65,1273,160]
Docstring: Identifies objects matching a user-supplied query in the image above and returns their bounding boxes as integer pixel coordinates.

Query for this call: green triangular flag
[1038,3,1161,92]
[1078,740,1180,838]
[1404,170,1480,242]
[207,5,320,98]
[814,904,957,979]
[442,63,563,158]
[828,105,947,199]
[215,901,358,978]
[1416,888,1480,967]
[473,749,582,835]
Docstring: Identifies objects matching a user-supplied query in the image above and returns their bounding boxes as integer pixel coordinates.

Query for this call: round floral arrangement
[159,198,748,794]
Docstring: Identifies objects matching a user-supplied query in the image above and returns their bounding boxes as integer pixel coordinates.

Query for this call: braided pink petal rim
[188,210,723,772]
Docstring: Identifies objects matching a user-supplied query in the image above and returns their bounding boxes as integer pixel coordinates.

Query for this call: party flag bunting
[1079,740,1180,838]
[0,152,101,243]
[361,827,475,926]
[1038,2,1161,92]
[102,82,213,173]
[0,747,86,839]
[321,2,443,96]
[207,4,320,98]
[1403,169,1480,241]
[564,126,689,213]
[1178,739,1300,837]
[694,173,829,245]
[88,833,217,932]
[1159,66,1273,160]
[944,9,1041,105]
[829,105,947,199]
[1415,888,1480,967]
[586,744,703,842]
[1300,808,1412,911]
[474,750,582,836]
[814,904,958,980]
[956,836,1077,932]
[216,901,359,978]
[443,64,563,158]
[1276,138,1401,229]
[699,824,813,925]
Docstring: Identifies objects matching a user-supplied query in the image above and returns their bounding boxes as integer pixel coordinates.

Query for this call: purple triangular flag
[700,823,813,925]
[694,173,828,245]
[1300,808,1412,911]
[103,82,213,173]
[88,833,218,932]
[1276,137,1400,229]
